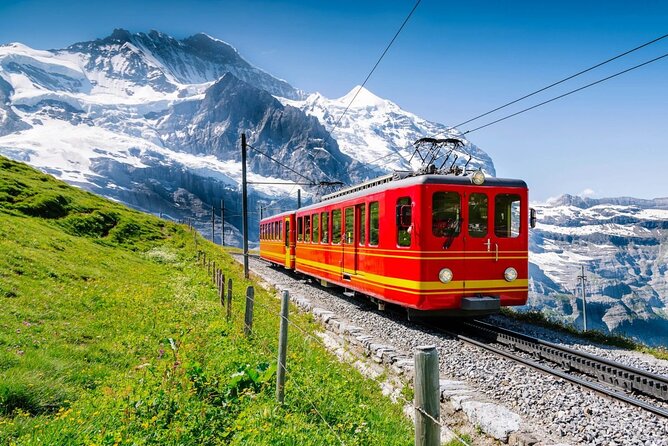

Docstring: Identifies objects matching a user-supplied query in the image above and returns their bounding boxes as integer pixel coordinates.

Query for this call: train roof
[261,173,527,220]
[315,173,526,206]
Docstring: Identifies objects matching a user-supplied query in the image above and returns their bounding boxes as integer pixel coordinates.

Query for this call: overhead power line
[330,0,422,134]
[450,33,668,130]
[463,51,668,135]
[359,35,668,169]
[246,143,316,185]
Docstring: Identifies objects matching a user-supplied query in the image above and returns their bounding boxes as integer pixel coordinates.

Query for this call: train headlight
[438,268,453,284]
[471,170,485,185]
[504,267,518,282]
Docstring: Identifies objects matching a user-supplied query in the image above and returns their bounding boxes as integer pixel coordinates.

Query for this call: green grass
[502,308,668,360]
[0,156,412,445]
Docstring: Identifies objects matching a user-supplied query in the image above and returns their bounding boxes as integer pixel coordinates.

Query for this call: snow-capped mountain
[0,29,494,240]
[0,29,665,345]
[282,88,495,175]
[529,195,668,346]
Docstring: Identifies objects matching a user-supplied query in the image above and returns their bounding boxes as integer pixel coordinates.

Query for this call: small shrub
[60,210,120,238]
[0,382,39,415]
[0,381,68,416]
[110,220,141,241]
[15,193,71,219]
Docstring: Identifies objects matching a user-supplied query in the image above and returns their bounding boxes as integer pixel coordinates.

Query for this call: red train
[259,167,534,316]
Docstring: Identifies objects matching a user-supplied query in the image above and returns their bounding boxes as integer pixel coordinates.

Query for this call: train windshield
[432,192,461,237]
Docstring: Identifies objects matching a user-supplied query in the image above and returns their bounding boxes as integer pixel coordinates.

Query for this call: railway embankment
[0,156,413,445]
[245,255,668,445]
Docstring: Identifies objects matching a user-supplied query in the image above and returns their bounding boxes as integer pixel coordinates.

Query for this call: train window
[321,212,329,243]
[297,217,303,242]
[279,221,282,240]
[344,207,354,244]
[332,209,342,244]
[275,222,279,240]
[312,213,320,243]
[432,192,461,237]
[396,197,412,247]
[304,215,311,242]
[369,202,379,246]
[495,194,521,238]
[358,204,366,245]
[468,193,488,238]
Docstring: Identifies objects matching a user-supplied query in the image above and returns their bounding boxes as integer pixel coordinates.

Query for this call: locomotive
[259,138,534,316]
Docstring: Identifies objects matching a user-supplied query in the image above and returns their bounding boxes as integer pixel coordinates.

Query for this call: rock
[460,400,521,442]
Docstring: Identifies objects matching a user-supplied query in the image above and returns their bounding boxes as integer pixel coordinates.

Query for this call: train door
[490,190,527,292]
[284,217,294,269]
[462,191,494,295]
[342,206,357,278]
[430,190,466,293]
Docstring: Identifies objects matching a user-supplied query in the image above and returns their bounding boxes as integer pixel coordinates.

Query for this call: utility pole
[221,198,225,247]
[241,133,249,279]
[297,189,301,209]
[578,265,588,332]
[211,203,215,243]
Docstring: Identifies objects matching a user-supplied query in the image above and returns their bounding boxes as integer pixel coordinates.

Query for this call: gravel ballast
[243,255,668,445]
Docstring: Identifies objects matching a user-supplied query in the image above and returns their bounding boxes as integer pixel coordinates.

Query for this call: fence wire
[198,245,472,446]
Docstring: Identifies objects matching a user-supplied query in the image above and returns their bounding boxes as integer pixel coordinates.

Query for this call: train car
[259,211,295,269]
[260,168,534,316]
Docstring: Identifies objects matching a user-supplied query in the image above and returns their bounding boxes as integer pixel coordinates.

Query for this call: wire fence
[188,224,472,446]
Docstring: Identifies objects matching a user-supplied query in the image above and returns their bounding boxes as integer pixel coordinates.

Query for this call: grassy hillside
[0,156,412,445]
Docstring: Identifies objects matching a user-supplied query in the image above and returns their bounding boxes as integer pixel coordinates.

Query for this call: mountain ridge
[3,29,664,344]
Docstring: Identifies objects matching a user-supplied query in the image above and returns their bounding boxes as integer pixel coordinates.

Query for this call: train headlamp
[504,267,518,282]
[438,268,453,284]
[471,170,485,185]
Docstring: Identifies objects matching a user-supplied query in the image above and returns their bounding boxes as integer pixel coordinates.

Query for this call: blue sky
[1,0,667,201]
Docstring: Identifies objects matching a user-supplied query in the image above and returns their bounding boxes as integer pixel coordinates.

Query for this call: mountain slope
[157,73,352,185]
[283,87,495,175]
[0,155,412,445]
[0,29,497,241]
[529,194,668,346]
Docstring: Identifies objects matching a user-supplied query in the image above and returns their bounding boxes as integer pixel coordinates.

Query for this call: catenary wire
[446,32,668,131]
[330,0,422,134]
[462,51,668,134]
[354,35,668,169]
[247,143,316,185]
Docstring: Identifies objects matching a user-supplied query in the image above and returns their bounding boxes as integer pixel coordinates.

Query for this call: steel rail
[243,253,668,417]
[465,320,668,402]
[454,331,668,419]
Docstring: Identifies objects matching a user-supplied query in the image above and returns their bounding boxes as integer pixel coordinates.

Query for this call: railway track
[445,319,668,419]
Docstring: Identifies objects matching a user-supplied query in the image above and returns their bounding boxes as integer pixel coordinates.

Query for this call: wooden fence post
[226,278,233,322]
[414,345,440,446]
[219,273,225,307]
[212,262,216,283]
[276,290,290,403]
[244,286,254,337]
